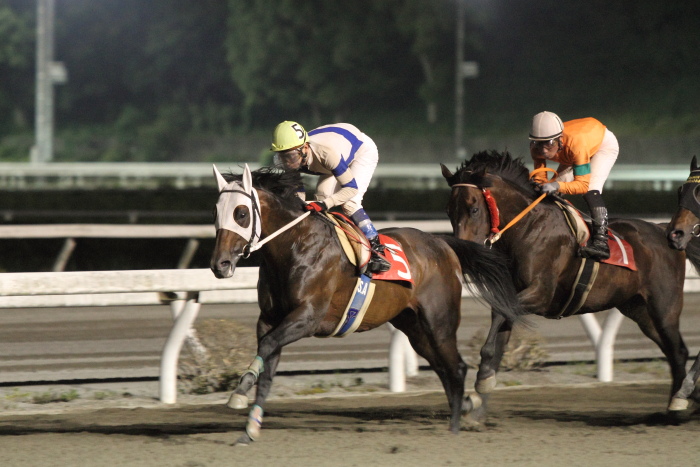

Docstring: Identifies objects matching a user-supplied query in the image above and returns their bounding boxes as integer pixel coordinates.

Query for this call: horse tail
[439,234,526,324]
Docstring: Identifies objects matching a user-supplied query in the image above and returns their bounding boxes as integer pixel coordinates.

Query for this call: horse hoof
[463,393,483,413]
[227,393,249,409]
[668,397,689,411]
[235,433,253,446]
[475,376,497,394]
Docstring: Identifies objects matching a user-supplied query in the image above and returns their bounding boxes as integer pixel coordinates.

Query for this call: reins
[247,211,311,254]
[451,167,557,246]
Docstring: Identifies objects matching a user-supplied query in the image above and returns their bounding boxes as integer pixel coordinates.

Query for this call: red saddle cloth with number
[602,231,637,271]
[371,234,414,285]
[556,200,636,270]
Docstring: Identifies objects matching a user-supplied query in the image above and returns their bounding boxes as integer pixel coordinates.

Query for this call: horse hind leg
[625,300,689,410]
[669,350,700,411]
[392,311,466,434]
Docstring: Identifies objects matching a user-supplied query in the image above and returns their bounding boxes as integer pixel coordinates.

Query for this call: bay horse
[209,164,523,443]
[441,150,700,418]
[665,155,700,410]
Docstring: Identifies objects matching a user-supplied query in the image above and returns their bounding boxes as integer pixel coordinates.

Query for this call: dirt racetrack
[1,378,699,467]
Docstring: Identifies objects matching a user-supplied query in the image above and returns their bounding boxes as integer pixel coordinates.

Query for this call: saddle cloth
[555,200,637,271]
[324,213,414,284]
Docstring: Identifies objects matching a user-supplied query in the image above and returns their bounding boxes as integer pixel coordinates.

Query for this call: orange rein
[452,167,557,246]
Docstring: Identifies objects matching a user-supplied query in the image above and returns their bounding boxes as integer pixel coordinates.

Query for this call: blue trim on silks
[336,274,372,336]
[309,126,364,180]
[308,126,364,166]
[573,163,591,176]
[350,209,378,239]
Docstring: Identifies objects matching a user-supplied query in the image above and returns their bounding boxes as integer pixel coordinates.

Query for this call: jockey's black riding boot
[368,236,391,273]
[579,190,610,260]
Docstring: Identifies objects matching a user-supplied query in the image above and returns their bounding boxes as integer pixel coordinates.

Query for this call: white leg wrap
[246,405,263,440]
[475,375,497,394]
[241,356,264,380]
[463,393,482,413]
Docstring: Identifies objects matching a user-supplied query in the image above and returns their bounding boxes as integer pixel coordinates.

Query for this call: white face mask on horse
[213,164,262,256]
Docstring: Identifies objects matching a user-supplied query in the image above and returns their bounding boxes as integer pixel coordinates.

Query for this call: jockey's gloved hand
[540,182,560,195]
[304,201,328,212]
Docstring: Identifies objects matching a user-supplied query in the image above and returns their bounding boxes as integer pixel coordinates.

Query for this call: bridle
[451,168,554,247]
[677,172,700,237]
[217,185,311,258]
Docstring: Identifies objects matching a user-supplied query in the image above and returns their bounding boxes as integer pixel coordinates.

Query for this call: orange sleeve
[531,151,548,184]
[556,118,606,195]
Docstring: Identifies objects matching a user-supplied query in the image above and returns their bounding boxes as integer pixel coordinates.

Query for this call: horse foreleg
[234,350,283,445]
[232,302,325,443]
[476,311,512,394]
[228,355,264,410]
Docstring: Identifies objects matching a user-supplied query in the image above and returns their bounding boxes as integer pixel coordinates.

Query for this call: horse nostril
[219,260,231,270]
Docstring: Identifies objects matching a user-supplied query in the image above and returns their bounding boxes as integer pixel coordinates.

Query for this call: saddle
[323,212,414,284]
[555,200,636,271]
[323,212,371,269]
[552,200,637,318]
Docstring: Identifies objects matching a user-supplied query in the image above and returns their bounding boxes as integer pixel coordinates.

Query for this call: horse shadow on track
[0,388,698,437]
[0,396,453,437]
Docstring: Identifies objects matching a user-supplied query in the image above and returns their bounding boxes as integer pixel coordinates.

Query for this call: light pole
[33,0,66,164]
[454,0,478,160]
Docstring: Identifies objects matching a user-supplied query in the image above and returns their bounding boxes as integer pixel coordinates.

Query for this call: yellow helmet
[270,121,308,152]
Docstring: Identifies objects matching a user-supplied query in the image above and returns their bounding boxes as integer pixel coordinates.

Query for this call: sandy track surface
[1,362,699,467]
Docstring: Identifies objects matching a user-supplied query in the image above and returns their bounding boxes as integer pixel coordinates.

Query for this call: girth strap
[555,258,600,318]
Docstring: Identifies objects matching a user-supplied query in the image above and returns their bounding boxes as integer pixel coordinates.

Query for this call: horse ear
[692,155,698,172]
[243,164,253,194]
[213,164,227,192]
[440,163,454,183]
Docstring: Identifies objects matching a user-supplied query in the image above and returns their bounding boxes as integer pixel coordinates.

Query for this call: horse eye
[471,207,479,215]
[234,206,251,228]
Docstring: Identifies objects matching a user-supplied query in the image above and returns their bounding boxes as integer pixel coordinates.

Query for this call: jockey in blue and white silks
[270,121,391,273]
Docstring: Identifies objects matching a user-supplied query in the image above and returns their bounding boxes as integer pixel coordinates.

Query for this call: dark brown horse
[442,150,700,419]
[665,155,700,410]
[209,164,523,443]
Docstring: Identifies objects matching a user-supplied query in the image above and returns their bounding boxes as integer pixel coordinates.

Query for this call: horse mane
[223,166,306,210]
[453,150,539,198]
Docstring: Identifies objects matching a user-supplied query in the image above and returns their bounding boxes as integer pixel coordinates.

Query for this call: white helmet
[529,111,564,141]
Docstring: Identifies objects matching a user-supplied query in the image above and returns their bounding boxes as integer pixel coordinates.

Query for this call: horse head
[441,163,495,244]
[210,164,262,278]
[667,155,700,250]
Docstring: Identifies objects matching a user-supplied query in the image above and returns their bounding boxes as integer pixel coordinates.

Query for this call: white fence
[1,221,697,401]
[0,268,258,404]
[1,262,698,402]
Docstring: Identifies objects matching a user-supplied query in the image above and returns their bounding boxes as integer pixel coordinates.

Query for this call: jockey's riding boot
[579,190,610,260]
[368,236,391,273]
[350,208,391,273]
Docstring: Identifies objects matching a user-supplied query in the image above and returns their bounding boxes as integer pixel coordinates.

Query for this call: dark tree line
[0,0,698,162]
